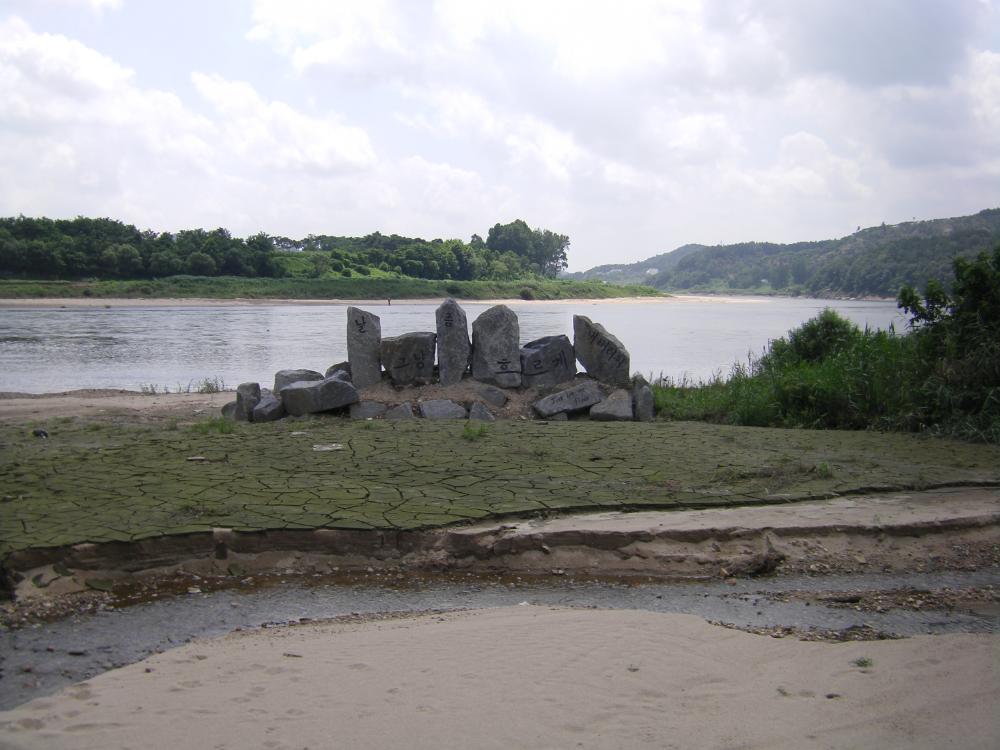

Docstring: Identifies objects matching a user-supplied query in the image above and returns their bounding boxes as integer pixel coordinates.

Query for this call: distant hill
[566,208,1000,298]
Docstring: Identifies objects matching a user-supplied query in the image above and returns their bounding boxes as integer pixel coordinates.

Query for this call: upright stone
[381,333,436,386]
[233,382,261,422]
[347,306,382,388]
[573,316,630,387]
[471,305,521,388]
[520,335,576,388]
[632,378,655,422]
[436,298,471,385]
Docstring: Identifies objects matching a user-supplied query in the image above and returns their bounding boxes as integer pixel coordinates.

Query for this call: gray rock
[279,377,359,416]
[520,335,576,388]
[573,316,630,386]
[350,401,387,419]
[346,307,382,388]
[549,412,569,421]
[532,380,604,418]
[274,369,323,394]
[252,394,286,422]
[325,361,352,380]
[436,298,471,386]
[384,402,416,420]
[381,332,436,386]
[475,384,508,407]
[221,401,237,419]
[234,382,261,422]
[468,402,495,422]
[471,305,521,388]
[418,399,468,419]
[590,389,634,421]
[633,383,655,422]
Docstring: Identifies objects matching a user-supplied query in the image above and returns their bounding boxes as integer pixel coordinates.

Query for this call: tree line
[0,216,569,282]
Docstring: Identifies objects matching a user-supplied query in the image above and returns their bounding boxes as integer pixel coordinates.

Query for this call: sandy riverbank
[0,605,996,749]
[0,390,232,422]
[0,294,763,308]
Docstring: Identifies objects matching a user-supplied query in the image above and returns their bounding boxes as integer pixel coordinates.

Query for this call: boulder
[532,380,604,418]
[274,369,323,394]
[633,382,655,422]
[384,402,416,420]
[468,402,495,422]
[381,332,437,386]
[252,393,286,422]
[233,382,261,422]
[346,307,382,388]
[590,389,634,421]
[350,401,387,420]
[471,305,521,387]
[520,335,576,388]
[279,377,359,416]
[436,298,471,386]
[221,401,237,419]
[475,384,508,408]
[325,361,352,380]
[573,315,630,386]
[418,399,468,419]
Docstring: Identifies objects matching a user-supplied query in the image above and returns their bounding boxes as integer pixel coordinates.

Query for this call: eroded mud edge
[7,510,1000,603]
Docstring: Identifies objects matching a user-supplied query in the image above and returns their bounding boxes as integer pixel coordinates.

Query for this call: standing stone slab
[279,377,359,416]
[520,335,576,388]
[633,382,655,422]
[234,382,261,422]
[418,399,468,419]
[385,402,416,420]
[274,369,323,394]
[531,380,604,418]
[252,393,286,422]
[346,307,382,389]
[381,332,436,386]
[436,298,471,386]
[590,389,634,421]
[471,305,521,388]
[573,316,630,387]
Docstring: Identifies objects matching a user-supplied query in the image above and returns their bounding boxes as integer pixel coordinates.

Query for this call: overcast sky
[1,1,998,271]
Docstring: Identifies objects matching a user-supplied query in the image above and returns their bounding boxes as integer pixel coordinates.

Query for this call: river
[0,296,903,393]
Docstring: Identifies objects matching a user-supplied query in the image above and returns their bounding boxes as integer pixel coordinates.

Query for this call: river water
[0,297,903,394]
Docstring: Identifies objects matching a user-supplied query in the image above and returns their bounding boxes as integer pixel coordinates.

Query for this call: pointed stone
[346,307,382,388]
[573,315,630,386]
[472,304,521,388]
[436,298,471,385]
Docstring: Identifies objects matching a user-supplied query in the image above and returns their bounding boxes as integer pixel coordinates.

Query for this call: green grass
[0,276,664,301]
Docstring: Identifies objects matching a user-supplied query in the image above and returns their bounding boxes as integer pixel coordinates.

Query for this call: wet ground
[2,567,998,710]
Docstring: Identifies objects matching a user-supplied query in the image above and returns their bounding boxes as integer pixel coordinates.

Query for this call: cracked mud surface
[2,416,999,556]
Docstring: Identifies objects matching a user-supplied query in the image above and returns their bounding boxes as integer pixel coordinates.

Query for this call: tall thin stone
[436,298,471,385]
[471,304,521,388]
[346,307,382,388]
[573,315,630,387]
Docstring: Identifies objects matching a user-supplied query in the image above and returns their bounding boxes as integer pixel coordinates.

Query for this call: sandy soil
[0,390,232,422]
[0,606,996,750]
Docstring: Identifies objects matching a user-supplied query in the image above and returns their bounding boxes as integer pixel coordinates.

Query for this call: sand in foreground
[0,607,996,750]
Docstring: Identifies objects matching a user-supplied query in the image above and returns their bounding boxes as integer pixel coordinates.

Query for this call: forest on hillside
[0,217,570,283]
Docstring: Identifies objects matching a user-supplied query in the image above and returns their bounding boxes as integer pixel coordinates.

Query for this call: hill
[567,208,1000,298]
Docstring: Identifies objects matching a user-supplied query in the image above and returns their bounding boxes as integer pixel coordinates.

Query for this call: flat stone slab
[472,305,521,388]
[573,315,630,387]
[384,402,416,420]
[521,335,575,388]
[274,369,323,394]
[350,401,387,420]
[532,380,604,418]
[347,307,382,388]
[436,298,471,386]
[419,399,468,419]
[590,389,634,421]
[381,332,436,386]
[279,377,360,416]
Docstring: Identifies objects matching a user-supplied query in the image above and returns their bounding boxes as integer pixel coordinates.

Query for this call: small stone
[475,384,508,407]
[349,401,387,419]
[381,332,437,386]
[532,380,604,418]
[347,307,382,388]
[549,412,569,421]
[384,402,416,420]
[252,393,286,422]
[520,335,575,388]
[233,382,261,422]
[325,361,352,380]
[590,389,634,421]
[436,298,471,385]
[468,402,495,422]
[418,399,468,419]
[279,377,359,416]
[573,315,630,386]
[273,369,323,394]
[220,401,237,419]
[471,305,521,387]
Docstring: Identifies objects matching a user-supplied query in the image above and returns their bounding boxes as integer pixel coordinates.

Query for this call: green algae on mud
[1,418,999,556]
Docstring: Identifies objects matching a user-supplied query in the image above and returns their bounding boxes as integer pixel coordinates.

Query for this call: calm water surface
[0,297,904,393]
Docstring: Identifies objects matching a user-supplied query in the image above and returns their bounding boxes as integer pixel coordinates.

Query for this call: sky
[1,1,998,271]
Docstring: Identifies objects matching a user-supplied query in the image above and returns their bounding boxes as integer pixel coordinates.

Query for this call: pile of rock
[222,299,654,423]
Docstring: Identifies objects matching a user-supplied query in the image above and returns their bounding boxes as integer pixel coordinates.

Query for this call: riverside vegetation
[653,247,1000,443]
